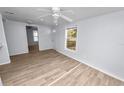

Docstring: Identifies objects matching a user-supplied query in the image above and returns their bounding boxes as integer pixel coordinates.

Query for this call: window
[65,27,77,51]
[33,30,38,42]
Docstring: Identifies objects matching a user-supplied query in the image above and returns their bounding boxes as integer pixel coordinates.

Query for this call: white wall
[3,20,29,56]
[0,14,10,65]
[3,20,53,56]
[54,10,124,81]
[38,25,53,51]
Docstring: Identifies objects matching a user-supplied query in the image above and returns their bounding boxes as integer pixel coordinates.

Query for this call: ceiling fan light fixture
[52,13,60,19]
[52,7,60,12]
[37,7,73,26]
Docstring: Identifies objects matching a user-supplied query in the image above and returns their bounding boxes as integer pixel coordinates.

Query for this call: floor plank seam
[1,50,124,85]
[48,63,81,86]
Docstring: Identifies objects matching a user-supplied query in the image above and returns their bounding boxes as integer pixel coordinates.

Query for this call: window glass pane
[33,30,38,37]
[66,27,77,51]
[34,36,38,42]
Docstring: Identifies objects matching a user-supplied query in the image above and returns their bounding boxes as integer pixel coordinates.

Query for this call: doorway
[26,26,39,53]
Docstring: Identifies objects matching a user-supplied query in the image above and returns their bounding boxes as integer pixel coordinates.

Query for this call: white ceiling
[0,7,124,27]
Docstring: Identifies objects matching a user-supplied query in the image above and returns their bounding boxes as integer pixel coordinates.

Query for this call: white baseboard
[39,48,53,51]
[56,49,124,82]
[10,51,29,56]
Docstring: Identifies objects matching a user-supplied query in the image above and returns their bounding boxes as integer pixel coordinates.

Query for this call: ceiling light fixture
[37,7,73,26]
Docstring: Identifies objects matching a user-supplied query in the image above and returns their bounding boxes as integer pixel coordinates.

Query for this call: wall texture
[54,10,124,81]
[3,20,53,56]
[0,14,10,65]
[38,25,53,51]
[3,20,29,56]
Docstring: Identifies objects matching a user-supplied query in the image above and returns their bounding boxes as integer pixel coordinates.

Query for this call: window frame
[64,27,78,52]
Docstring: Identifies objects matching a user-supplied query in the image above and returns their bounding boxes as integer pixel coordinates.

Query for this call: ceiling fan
[37,7,74,25]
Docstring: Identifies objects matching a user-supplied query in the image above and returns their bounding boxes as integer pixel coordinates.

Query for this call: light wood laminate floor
[0,50,124,86]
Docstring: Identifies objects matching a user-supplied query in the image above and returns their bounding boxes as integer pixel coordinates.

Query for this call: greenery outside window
[65,27,77,51]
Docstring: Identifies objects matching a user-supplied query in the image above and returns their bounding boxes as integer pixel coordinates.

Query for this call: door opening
[26,26,39,53]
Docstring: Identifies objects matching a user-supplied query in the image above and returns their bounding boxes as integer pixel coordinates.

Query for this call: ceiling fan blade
[60,14,73,22]
[37,8,51,13]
